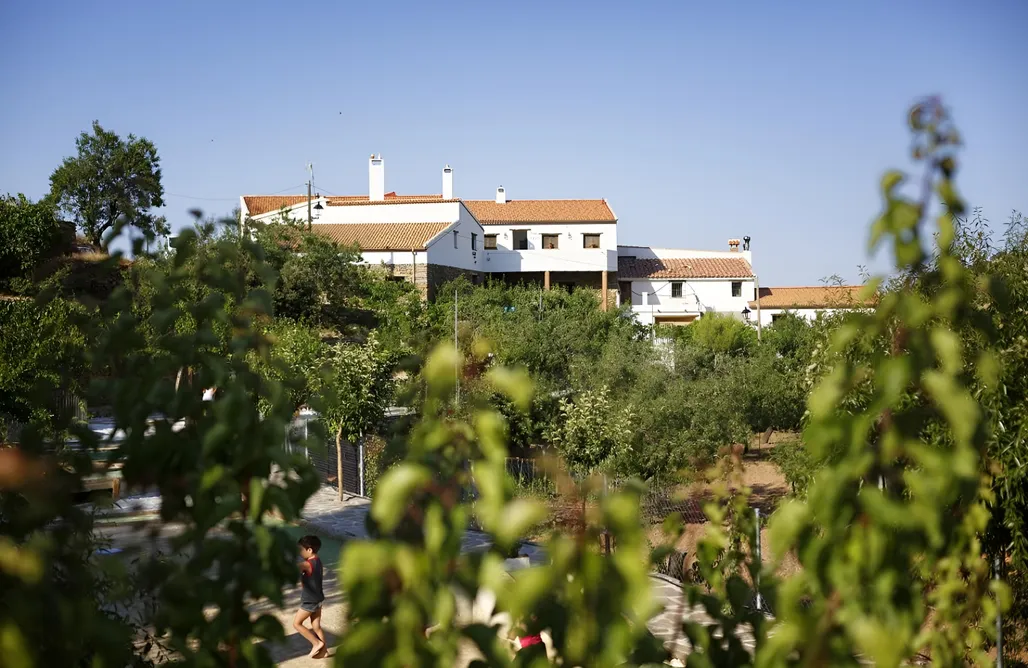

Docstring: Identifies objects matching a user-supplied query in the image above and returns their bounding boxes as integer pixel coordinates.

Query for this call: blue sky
[1,0,1025,285]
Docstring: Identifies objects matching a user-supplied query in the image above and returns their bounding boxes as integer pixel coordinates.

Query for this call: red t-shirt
[519,634,542,649]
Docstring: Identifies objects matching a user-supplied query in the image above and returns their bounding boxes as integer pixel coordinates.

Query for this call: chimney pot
[496,186,506,204]
[442,164,453,199]
[728,238,741,252]
[369,154,385,201]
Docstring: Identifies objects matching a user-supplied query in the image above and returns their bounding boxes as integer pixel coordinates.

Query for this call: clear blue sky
[1,1,1025,285]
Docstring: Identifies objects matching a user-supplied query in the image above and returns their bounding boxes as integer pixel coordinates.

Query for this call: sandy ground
[98,442,797,666]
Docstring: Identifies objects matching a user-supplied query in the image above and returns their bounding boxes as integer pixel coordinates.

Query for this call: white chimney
[369,154,385,201]
[495,185,506,204]
[442,164,453,199]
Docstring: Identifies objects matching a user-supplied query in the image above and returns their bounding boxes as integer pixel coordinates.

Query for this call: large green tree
[49,121,167,248]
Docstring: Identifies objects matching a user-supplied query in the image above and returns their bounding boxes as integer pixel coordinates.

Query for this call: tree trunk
[336,424,345,501]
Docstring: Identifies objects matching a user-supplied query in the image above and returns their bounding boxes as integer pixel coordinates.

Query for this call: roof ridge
[764,285,865,290]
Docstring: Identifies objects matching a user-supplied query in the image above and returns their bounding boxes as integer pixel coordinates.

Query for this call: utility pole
[454,289,460,406]
[306,163,314,231]
[307,181,313,231]
[755,275,762,342]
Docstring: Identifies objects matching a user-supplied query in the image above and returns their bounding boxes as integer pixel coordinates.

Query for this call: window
[731,281,742,297]
[513,229,528,250]
[471,233,477,251]
[542,234,559,250]
[583,233,600,249]
[671,282,683,299]
[484,234,497,250]
[771,313,784,324]
[453,230,458,249]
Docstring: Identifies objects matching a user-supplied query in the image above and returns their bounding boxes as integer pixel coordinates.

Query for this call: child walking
[293,535,327,658]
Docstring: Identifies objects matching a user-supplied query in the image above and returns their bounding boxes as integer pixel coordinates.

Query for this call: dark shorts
[299,601,322,613]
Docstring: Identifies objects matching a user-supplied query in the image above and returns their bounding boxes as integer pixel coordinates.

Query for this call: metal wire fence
[285,413,364,497]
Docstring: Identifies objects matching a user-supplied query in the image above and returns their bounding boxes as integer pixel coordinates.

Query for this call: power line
[167,183,307,202]
[166,193,236,202]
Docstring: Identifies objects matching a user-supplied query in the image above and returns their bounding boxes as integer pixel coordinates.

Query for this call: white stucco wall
[618,245,752,265]
[314,201,463,225]
[482,222,618,272]
[424,204,485,272]
[756,307,857,328]
[625,278,756,325]
[248,200,465,226]
[360,250,429,267]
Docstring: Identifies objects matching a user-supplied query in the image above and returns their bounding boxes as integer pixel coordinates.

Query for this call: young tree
[317,336,394,499]
[49,121,167,248]
[546,386,635,475]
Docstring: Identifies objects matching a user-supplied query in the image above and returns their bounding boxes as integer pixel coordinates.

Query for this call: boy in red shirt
[294,535,327,658]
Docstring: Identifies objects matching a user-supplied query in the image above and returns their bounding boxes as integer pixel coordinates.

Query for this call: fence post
[995,552,1004,668]
[304,417,309,462]
[754,507,763,613]
[358,439,365,497]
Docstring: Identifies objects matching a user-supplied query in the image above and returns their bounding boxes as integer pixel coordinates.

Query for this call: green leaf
[370,463,431,532]
[485,366,534,411]
[199,464,226,492]
[494,499,546,547]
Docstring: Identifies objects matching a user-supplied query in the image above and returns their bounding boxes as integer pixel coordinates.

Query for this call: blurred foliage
[3,100,1024,667]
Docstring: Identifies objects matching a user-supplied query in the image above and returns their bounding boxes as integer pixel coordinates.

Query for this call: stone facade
[427,264,485,300]
[372,262,483,301]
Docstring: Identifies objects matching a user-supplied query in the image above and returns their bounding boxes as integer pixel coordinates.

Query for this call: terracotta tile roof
[308,222,451,251]
[748,285,874,309]
[242,193,446,216]
[618,256,754,279]
[462,199,616,225]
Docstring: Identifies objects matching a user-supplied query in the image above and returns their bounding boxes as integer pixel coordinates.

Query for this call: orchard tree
[49,121,167,248]
[317,336,394,499]
[547,386,635,475]
[0,195,68,291]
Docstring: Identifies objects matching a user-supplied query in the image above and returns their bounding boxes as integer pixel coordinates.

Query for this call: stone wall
[371,262,430,299]
[427,264,485,300]
[370,262,483,301]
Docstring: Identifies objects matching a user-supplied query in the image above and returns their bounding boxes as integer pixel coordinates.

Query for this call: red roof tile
[462,199,616,225]
[748,286,874,309]
[618,256,754,279]
[308,222,451,251]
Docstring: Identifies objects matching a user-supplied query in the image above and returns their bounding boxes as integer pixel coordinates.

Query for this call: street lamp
[312,199,324,220]
[741,306,751,321]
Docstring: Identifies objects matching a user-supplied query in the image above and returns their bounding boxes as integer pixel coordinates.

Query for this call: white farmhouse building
[748,285,873,328]
[242,156,619,306]
[464,191,618,309]
[241,157,486,299]
[616,241,756,326]
[242,155,817,323]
